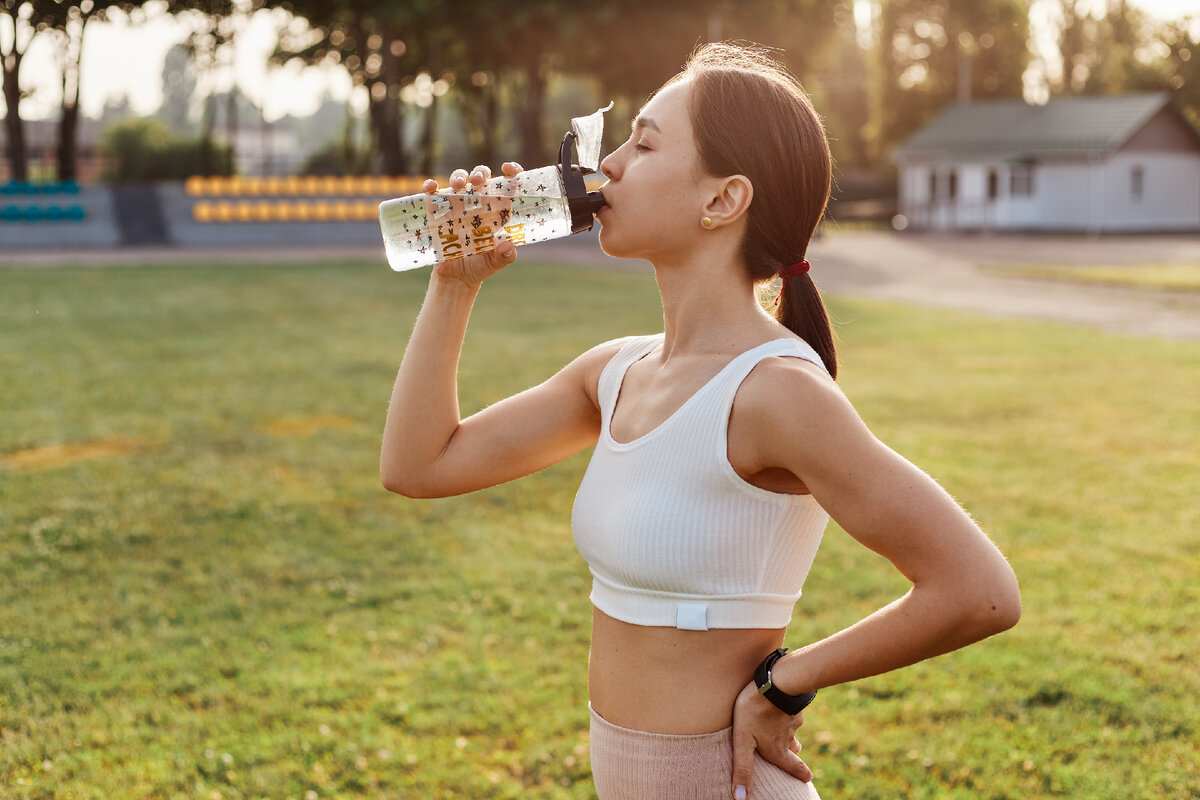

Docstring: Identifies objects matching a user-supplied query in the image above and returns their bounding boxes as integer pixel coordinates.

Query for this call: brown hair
[666,42,837,378]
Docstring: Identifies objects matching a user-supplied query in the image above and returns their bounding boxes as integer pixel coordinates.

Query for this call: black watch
[754,648,817,715]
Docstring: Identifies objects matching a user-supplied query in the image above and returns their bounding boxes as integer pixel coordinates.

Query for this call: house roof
[893,93,1194,163]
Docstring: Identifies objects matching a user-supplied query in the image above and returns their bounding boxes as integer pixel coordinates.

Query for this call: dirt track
[4,229,1199,342]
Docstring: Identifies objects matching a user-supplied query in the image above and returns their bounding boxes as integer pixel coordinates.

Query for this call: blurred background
[2,0,1197,188]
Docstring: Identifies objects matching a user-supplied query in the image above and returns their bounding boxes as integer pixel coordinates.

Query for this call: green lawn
[1,257,1197,799]
[980,261,1200,292]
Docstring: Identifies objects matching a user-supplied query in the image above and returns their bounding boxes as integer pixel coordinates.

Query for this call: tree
[1159,17,1200,129]
[268,0,427,175]
[869,0,1029,163]
[165,0,252,174]
[45,0,142,182]
[159,41,198,133]
[2,0,52,182]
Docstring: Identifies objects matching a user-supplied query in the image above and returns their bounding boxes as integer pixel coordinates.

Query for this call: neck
[651,244,776,357]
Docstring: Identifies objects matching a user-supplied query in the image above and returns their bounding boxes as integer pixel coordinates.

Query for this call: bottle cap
[560,132,605,234]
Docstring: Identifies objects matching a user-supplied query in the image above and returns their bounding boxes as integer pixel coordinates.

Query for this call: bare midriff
[588,606,786,734]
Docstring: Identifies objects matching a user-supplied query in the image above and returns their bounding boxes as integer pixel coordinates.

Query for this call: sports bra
[571,334,831,631]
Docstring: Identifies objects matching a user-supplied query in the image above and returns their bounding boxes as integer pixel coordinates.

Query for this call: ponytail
[777,272,837,379]
[671,42,838,379]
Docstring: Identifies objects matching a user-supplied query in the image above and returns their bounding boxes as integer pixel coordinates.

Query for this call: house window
[1010,165,1033,196]
[987,169,999,200]
[1131,166,1144,202]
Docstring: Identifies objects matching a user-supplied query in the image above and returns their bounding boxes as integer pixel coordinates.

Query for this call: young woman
[381,42,1020,800]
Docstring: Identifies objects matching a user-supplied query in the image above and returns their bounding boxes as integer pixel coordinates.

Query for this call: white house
[892,93,1200,233]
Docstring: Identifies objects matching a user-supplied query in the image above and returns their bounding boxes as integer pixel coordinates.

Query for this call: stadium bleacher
[0,181,87,222]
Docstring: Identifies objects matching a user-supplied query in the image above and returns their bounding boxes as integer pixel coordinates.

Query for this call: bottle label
[379,166,570,270]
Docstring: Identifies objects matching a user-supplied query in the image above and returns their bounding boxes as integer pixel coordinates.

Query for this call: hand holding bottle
[420,161,525,287]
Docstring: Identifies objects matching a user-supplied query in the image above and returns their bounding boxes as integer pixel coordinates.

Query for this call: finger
[468,165,491,186]
[730,730,756,800]
[501,161,524,177]
[448,168,470,190]
[788,737,801,754]
[422,177,438,194]
[765,749,813,784]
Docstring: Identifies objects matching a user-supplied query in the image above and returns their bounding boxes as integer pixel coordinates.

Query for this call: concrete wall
[0,187,122,249]
[899,154,1200,233]
[157,184,386,248]
[1100,152,1200,232]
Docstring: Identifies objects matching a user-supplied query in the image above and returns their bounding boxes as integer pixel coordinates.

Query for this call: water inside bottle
[380,166,571,270]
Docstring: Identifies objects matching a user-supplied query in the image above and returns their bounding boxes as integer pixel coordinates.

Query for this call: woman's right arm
[380,163,620,499]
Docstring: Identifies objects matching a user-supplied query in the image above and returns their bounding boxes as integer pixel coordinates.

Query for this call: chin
[596,224,646,262]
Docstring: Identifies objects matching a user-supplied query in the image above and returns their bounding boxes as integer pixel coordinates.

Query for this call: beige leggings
[589,705,821,800]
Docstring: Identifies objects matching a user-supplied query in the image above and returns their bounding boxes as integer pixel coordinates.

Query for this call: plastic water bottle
[379,131,605,271]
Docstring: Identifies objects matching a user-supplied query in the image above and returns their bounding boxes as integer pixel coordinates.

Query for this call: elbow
[380,464,437,499]
[968,568,1022,638]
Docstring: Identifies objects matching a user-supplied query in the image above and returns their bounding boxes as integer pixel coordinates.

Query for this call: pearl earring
[701,217,713,228]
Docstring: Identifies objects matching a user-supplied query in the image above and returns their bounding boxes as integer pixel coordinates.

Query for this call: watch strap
[754,648,817,716]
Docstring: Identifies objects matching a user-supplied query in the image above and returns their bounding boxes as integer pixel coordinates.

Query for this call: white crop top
[571,334,830,631]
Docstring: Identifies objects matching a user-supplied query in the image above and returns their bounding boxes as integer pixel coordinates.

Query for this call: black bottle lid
[559,131,604,234]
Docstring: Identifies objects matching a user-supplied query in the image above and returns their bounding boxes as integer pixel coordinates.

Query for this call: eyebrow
[631,115,662,133]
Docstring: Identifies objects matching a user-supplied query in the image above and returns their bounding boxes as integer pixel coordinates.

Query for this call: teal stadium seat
[65,205,86,221]
[21,206,44,222]
[44,205,66,221]
[1,205,21,221]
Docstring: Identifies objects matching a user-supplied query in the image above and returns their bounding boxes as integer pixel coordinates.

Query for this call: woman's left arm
[729,359,1020,796]
[756,361,1022,688]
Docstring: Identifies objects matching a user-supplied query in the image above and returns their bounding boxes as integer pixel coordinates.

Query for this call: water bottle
[379,125,606,271]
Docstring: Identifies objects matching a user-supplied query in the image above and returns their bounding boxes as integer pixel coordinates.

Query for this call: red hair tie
[775,259,810,306]
[781,259,810,279]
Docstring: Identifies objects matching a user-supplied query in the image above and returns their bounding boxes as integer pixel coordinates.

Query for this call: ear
[702,174,754,228]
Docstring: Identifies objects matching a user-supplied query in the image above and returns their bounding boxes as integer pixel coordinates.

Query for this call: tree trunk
[57,14,89,183]
[482,84,498,169]
[199,93,216,175]
[57,102,79,182]
[370,89,406,176]
[419,94,437,176]
[519,62,547,167]
[2,50,28,183]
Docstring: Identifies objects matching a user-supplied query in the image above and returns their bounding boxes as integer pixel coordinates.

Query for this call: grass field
[980,262,1200,292]
[1,256,1197,799]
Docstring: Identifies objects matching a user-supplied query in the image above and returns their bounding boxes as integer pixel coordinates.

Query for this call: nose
[600,149,619,180]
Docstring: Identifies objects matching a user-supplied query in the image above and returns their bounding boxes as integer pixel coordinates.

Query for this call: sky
[4,0,1200,122]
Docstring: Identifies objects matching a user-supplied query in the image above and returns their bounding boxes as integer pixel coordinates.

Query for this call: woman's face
[596,79,714,262]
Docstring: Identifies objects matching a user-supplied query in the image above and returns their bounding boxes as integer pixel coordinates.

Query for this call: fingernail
[734,787,747,800]
[498,241,515,258]
[470,170,483,181]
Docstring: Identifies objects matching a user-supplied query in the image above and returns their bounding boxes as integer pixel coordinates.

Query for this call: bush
[101,118,234,182]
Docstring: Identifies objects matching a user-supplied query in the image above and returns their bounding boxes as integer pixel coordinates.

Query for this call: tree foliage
[9,0,1199,184]
[869,0,1030,162]
[100,115,232,181]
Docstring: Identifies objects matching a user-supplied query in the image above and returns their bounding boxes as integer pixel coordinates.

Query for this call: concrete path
[804,231,1200,342]
[531,228,1200,342]
[4,229,1198,342]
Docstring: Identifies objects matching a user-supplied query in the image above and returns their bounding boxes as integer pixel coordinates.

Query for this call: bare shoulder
[730,345,873,471]
[737,348,850,421]
[562,335,644,406]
